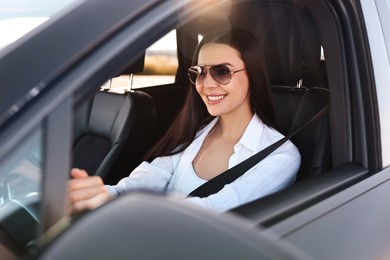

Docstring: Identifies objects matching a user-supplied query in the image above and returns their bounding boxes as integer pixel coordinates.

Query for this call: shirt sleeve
[185,141,301,212]
[106,155,177,197]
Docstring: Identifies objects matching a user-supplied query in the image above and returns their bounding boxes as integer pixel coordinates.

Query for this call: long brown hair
[145,28,277,161]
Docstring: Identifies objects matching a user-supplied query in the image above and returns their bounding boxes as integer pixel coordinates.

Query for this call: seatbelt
[188,104,330,198]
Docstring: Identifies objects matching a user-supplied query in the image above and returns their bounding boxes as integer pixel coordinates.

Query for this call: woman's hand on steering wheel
[67,168,112,216]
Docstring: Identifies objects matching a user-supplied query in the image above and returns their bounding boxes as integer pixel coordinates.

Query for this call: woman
[68,28,300,213]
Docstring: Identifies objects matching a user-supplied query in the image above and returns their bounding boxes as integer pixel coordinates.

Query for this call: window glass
[134,30,178,88]
[0,0,78,51]
[0,126,42,224]
[108,30,178,91]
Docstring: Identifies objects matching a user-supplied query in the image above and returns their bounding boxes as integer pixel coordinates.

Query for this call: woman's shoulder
[256,117,300,157]
[250,114,283,141]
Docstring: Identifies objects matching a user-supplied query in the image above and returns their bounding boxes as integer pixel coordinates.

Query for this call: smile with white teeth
[207,95,226,101]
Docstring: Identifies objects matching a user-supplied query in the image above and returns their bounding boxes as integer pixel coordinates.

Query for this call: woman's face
[196,43,251,118]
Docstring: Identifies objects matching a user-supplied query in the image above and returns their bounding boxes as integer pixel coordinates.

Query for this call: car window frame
[0,0,189,246]
[361,0,390,167]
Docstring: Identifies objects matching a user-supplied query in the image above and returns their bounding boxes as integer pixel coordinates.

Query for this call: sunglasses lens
[188,65,233,85]
[188,66,206,85]
[210,65,231,84]
[188,70,197,85]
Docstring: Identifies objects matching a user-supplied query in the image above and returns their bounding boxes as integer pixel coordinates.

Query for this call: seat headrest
[231,1,321,85]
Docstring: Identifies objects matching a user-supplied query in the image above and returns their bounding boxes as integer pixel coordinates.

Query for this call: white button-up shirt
[107,114,300,212]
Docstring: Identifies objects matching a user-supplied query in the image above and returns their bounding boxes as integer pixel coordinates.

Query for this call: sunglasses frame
[188,64,245,85]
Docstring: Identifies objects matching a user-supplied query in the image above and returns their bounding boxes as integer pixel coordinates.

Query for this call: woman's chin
[206,108,222,117]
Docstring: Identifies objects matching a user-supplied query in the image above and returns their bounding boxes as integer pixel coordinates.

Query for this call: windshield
[0,0,79,50]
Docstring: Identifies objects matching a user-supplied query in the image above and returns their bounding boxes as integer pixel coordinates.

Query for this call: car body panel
[264,166,390,259]
[38,193,315,260]
[361,0,390,167]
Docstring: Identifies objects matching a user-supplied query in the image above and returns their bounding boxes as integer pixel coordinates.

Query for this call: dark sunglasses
[188,64,245,85]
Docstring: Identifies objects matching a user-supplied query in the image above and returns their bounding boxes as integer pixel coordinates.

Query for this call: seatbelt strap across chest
[188,104,330,198]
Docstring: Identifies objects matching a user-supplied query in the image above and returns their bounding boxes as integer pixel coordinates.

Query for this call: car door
[0,0,187,257]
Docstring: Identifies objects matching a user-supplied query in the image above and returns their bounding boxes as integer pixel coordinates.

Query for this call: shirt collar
[199,114,264,153]
[236,114,264,152]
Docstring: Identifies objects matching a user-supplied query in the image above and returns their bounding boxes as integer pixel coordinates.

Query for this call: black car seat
[231,0,331,181]
[72,55,157,185]
[271,86,330,180]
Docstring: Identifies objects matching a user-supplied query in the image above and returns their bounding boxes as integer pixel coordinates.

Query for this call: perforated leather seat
[73,90,157,184]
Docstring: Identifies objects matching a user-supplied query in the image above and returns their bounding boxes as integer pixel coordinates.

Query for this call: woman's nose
[203,72,219,88]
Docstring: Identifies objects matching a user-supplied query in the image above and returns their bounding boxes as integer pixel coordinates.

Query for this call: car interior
[73,0,335,212]
[70,0,372,229]
[78,0,331,180]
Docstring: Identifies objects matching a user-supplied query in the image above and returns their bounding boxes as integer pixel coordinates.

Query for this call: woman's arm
[67,156,177,214]
[108,156,175,196]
